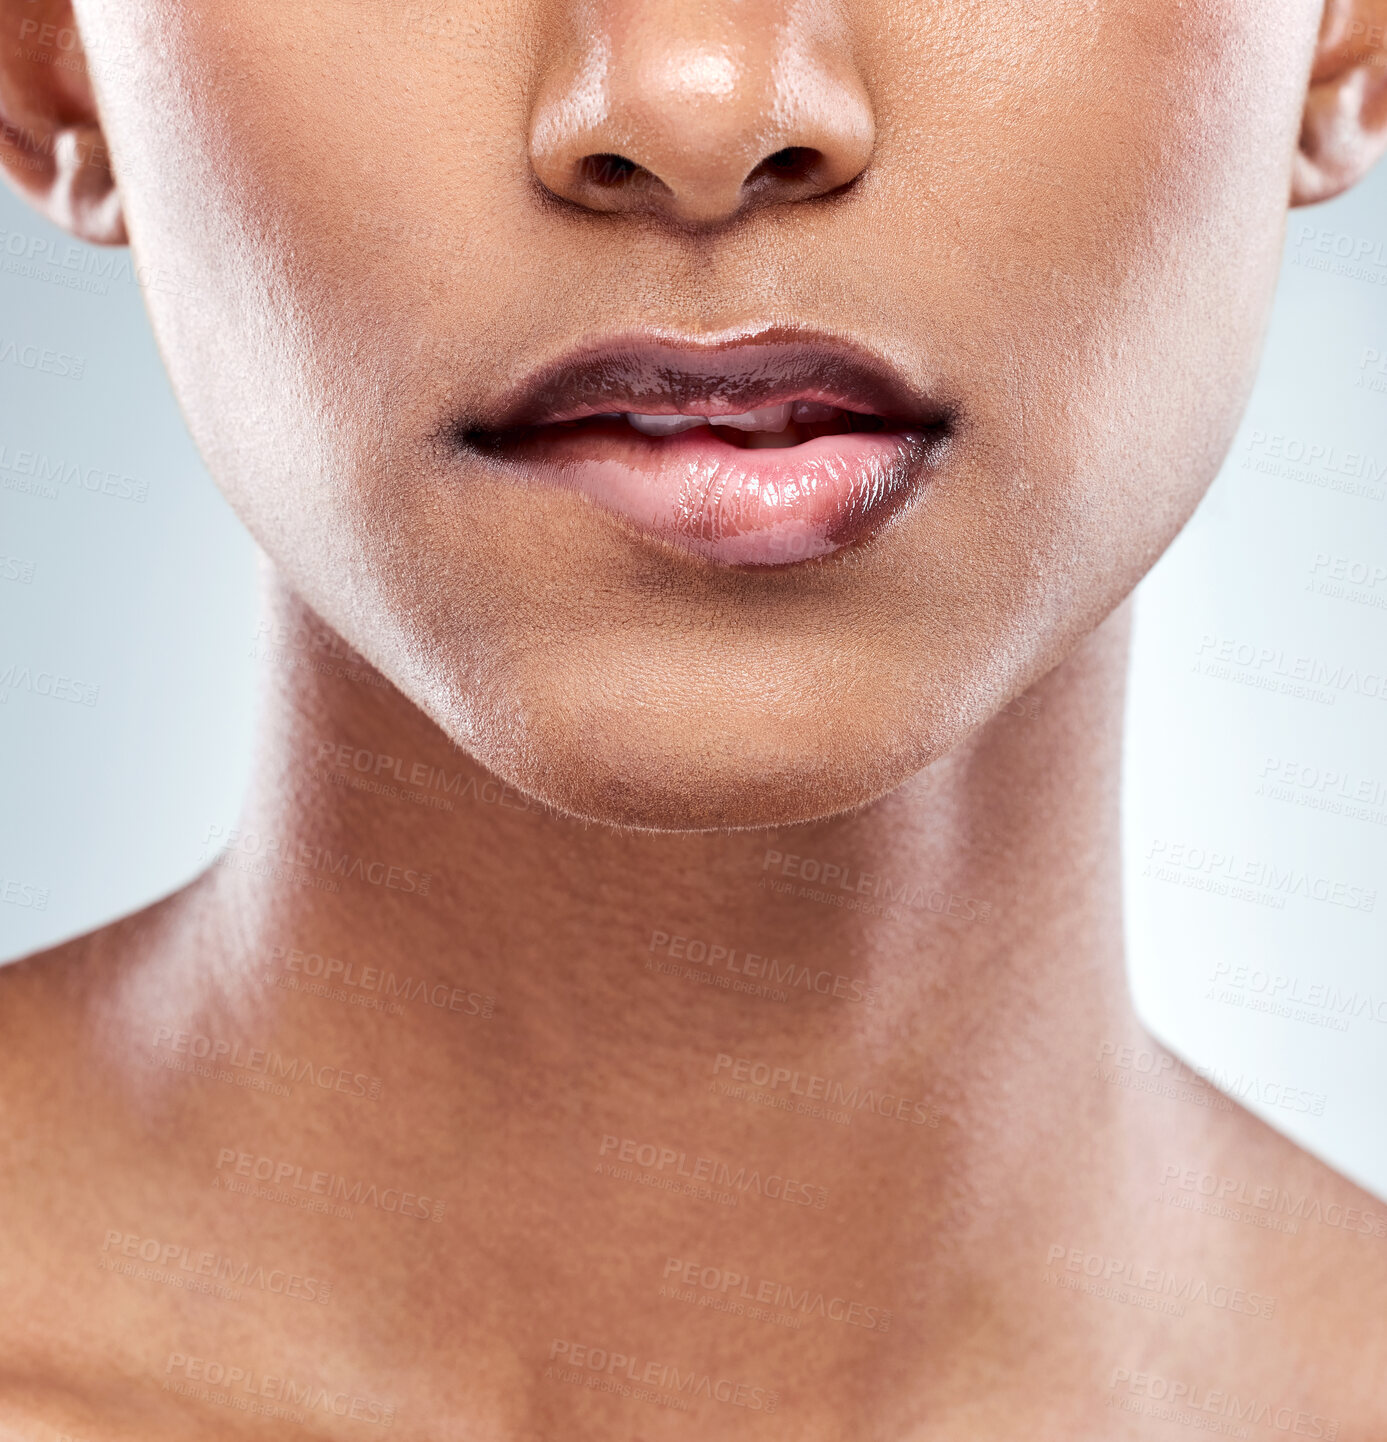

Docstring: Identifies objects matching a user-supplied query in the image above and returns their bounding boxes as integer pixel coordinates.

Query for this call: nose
[528,0,875,227]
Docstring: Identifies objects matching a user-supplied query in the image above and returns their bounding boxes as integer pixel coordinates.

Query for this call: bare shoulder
[1082,1022,1387,1429]
[1,915,128,1103]
[0,890,185,1096]
[0,890,213,1442]
[1187,1054,1387,1269]
[1159,1051,1387,1410]
[0,876,213,1186]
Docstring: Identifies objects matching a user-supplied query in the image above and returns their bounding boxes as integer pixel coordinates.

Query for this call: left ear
[1293,0,1387,205]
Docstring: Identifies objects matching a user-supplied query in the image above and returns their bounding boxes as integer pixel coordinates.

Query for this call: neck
[212,574,1138,1098]
[128,573,1162,1415]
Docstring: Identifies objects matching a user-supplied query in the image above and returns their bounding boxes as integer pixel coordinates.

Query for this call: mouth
[455,333,953,566]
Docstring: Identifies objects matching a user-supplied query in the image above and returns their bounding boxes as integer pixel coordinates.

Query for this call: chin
[493,751,897,834]
[442,690,937,833]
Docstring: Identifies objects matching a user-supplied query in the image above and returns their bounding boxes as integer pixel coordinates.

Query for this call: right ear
[0,0,125,244]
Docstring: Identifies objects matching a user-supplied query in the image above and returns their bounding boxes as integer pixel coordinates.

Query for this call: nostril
[579,153,643,188]
[746,146,822,186]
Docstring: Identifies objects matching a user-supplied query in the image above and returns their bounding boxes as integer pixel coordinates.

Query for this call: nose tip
[528,13,875,227]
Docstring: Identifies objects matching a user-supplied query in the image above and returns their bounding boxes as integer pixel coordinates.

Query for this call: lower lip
[499,427,932,566]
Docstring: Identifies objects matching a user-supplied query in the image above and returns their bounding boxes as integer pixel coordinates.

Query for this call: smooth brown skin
[4,0,1387,1437]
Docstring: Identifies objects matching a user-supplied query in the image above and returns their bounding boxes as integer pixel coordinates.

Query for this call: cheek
[72,2,518,584]
[927,0,1318,600]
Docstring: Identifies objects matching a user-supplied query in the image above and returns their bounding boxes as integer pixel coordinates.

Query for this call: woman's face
[73,0,1321,829]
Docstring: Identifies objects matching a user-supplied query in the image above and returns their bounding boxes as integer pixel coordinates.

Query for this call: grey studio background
[3,166,1387,1195]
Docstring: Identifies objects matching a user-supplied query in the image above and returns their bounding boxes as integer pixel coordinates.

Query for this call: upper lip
[459,328,952,440]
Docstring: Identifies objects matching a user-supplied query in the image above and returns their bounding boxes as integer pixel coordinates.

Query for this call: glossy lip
[455,330,953,567]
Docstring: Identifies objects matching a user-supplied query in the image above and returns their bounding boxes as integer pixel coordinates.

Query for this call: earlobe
[1292,0,1387,206]
[0,2,126,245]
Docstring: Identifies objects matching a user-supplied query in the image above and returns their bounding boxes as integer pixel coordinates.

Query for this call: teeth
[624,413,710,436]
[617,402,848,436]
[708,404,793,432]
